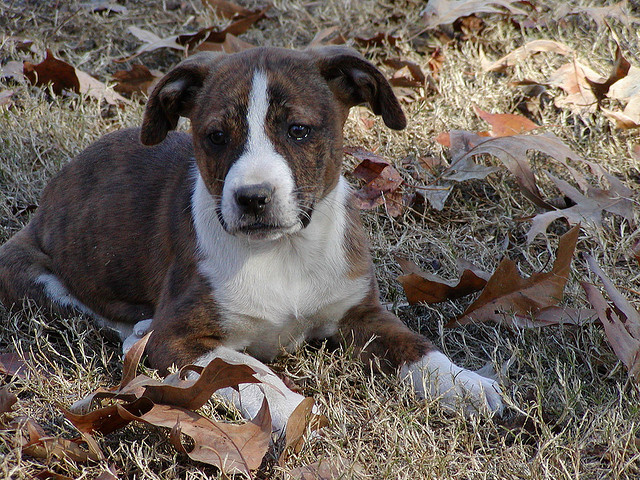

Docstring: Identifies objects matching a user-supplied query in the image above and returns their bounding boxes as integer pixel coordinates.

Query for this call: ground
[0,0,639,479]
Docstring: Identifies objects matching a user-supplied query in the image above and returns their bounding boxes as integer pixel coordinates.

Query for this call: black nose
[235,184,274,215]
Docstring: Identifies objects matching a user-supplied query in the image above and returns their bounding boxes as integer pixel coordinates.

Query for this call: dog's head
[141,46,405,240]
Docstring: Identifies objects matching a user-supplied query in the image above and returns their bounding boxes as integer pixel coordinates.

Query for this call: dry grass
[1,0,640,479]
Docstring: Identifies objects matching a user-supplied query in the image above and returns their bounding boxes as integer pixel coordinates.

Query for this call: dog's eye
[209,131,228,146]
[288,124,310,140]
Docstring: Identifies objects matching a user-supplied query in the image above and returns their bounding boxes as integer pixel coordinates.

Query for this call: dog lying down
[0,46,503,432]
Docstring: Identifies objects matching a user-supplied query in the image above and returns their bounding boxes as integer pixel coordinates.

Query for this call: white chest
[192,175,368,360]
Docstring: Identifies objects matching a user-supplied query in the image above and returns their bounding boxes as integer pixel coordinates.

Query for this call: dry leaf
[450,226,580,328]
[0,387,17,415]
[202,0,254,19]
[384,58,426,88]
[583,254,640,380]
[0,352,28,379]
[33,470,74,480]
[482,39,573,73]
[21,419,102,464]
[279,398,328,466]
[0,61,25,83]
[195,33,256,54]
[564,0,640,28]
[345,147,405,217]
[548,59,603,114]
[602,95,640,129]
[585,45,630,102]
[472,105,540,137]
[308,27,347,47]
[23,50,127,105]
[23,50,80,94]
[607,66,640,102]
[287,456,364,480]
[80,1,127,14]
[354,32,398,47]
[421,0,528,29]
[397,256,487,304]
[120,9,267,62]
[119,399,271,476]
[527,170,634,242]
[632,239,640,267]
[453,133,586,210]
[113,64,162,97]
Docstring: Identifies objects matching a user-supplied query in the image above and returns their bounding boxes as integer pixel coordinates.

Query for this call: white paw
[121,319,153,357]
[401,351,504,416]
[193,347,306,434]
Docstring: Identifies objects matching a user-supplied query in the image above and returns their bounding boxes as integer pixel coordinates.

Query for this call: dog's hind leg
[0,229,140,342]
[0,229,77,316]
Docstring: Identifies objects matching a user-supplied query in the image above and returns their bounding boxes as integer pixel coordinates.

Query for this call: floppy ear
[309,45,406,130]
[140,52,223,146]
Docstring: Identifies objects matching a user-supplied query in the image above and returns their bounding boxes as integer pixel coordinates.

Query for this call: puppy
[0,46,502,431]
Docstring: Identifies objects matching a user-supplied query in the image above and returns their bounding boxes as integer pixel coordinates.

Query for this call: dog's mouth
[235,222,300,240]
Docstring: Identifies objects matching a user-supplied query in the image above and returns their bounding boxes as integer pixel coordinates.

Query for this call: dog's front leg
[141,285,306,433]
[336,293,504,416]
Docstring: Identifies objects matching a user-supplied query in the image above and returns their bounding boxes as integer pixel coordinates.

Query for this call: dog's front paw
[401,351,503,416]
[121,319,153,356]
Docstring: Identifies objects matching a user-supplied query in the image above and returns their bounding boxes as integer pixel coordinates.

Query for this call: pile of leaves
[0,334,326,478]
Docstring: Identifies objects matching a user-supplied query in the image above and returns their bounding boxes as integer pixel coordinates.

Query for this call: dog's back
[0,128,194,324]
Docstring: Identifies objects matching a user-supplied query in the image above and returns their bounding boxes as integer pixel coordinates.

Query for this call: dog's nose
[235,184,274,215]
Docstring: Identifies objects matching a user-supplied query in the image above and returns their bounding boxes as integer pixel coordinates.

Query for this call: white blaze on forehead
[220,69,297,229]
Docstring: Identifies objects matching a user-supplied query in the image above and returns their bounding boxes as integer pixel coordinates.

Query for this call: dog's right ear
[141,52,222,146]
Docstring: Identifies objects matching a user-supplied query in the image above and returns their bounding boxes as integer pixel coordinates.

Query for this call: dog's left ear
[309,46,406,130]
[141,52,222,146]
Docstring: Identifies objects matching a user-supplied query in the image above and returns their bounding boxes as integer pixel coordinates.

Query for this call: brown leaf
[64,397,153,435]
[421,0,528,29]
[548,59,603,114]
[454,133,588,211]
[120,332,151,389]
[0,352,28,379]
[354,32,398,47]
[527,170,634,242]
[308,27,347,47]
[287,456,364,480]
[583,254,640,381]
[632,239,640,267]
[80,1,127,14]
[22,422,101,464]
[481,39,573,73]
[427,48,445,77]
[384,59,426,88]
[113,64,162,96]
[585,44,630,102]
[23,50,80,94]
[565,0,640,28]
[33,470,73,480]
[23,50,127,105]
[345,147,404,215]
[397,257,487,305]
[201,0,254,19]
[195,33,256,54]
[143,359,261,410]
[0,387,17,415]
[279,398,328,466]
[472,105,540,137]
[119,399,271,475]
[602,95,640,129]
[607,65,640,102]
[451,225,580,328]
[94,470,119,480]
